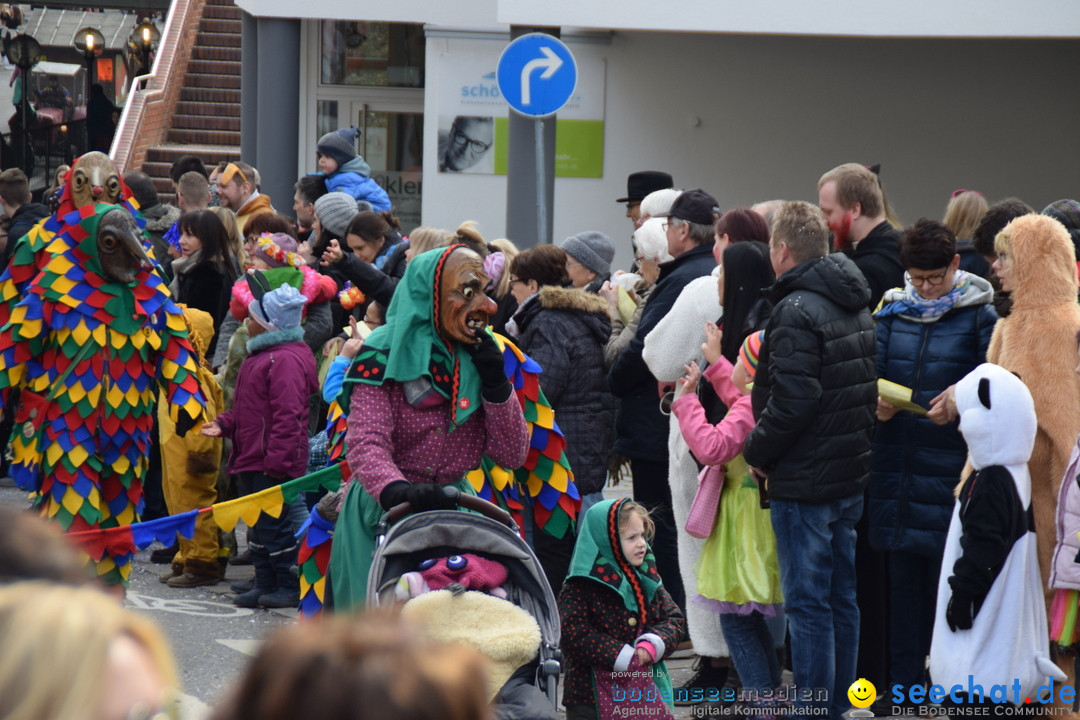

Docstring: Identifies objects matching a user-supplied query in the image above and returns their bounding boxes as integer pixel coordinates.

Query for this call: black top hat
[616,171,674,203]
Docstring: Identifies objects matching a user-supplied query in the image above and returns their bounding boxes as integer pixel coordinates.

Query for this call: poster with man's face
[438,116,495,174]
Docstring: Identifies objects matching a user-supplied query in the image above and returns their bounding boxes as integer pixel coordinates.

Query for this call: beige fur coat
[985,214,1080,603]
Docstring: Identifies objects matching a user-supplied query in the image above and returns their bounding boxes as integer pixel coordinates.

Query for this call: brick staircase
[140,0,241,203]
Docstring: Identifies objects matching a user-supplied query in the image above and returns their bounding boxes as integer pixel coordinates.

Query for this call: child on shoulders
[316,127,391,212]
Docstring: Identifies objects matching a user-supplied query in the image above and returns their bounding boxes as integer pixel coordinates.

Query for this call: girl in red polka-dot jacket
[560,498,685,720]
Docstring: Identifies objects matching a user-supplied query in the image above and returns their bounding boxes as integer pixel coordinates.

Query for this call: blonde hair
[943,191,988,241]
[619,500,656,542]
[209,205,245,269]
[407,226,455,258]
[772,201,829,264]
[488,238,520,299]
[0,582,178,720]
[818,163,883,219]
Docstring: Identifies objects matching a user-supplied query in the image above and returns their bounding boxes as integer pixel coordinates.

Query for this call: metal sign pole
[535,117,546,244]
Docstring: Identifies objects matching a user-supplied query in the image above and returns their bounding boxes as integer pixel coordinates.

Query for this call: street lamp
[8,33,43,174]
[129,20,159,77]
[74,27,104,88]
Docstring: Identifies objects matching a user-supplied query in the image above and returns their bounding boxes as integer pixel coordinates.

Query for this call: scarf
[566,498,663,621]
[168,248,202,296]
[875,270,973,323]
[339,245,482,430]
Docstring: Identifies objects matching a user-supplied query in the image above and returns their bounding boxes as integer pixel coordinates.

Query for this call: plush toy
[930,363,1064,700]
[394,553,508,601]
[0,204,205,586]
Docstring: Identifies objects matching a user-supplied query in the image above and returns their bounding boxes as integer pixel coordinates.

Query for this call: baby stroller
[369,489,562,715]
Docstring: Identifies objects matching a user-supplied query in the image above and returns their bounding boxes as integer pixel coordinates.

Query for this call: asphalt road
[0,484,294,719]
[0,479,715,720]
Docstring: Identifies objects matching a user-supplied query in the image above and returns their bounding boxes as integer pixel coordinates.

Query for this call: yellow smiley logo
[848,678,876,709]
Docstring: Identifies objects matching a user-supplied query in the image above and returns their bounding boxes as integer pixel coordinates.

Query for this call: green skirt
[328,477,476,612]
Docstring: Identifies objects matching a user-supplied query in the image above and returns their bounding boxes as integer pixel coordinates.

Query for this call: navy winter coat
[869,288,998,556]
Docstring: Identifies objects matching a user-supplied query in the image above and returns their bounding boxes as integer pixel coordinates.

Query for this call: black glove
[946,591,977,632]
[466,331,512,403]
[378,481,459,512]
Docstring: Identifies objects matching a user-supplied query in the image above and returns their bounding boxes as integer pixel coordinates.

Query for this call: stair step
[191,45,241,63]
[180,87,241,104]
[173,114,241,132]
[146,144,242,165]
[185,72,241,90]
[199,18,240,34]
[176,100,240,118]
[188,59,241,76]
[167,128,242,146]
[205,0,239,7]
[203,4,241,20]
[196,31,241,48]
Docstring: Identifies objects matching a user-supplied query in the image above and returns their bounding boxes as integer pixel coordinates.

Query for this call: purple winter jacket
[215,329,318,479]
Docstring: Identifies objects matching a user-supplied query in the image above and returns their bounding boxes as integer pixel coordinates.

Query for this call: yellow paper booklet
[877,379,928,415]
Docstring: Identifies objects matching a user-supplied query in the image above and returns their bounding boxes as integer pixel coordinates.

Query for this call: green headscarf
[567,498,664,621]
[340,245,482,429]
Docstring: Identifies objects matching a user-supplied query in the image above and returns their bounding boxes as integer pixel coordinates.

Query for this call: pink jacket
[670,357,755,537]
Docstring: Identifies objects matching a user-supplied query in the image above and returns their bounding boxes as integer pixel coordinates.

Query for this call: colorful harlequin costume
[0,203,205,585]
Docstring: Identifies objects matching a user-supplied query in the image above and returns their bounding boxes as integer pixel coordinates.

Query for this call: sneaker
[673,657,729,705]
[233,586,271,608]
[230,579,254,594]
[229,549,253,566]
[167,571,220,588]
[257,588,300,609]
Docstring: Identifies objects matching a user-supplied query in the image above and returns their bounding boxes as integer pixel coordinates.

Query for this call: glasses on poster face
[450,123,492,153]
[905,269,949,287]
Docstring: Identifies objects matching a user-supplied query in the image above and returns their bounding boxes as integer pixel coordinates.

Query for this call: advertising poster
[435,51,605,178]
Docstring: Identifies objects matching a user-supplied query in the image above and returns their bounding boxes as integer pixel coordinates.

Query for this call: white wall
[422,31,1080,272]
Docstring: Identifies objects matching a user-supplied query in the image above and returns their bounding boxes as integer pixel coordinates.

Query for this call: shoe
[257,588,300,609]
[233,586,272,608]
[168,572,220,588]
[229,549,253,566]
[230,579,254,594]
[150,542,179,564]
[673,656,729,705]
[159,566,182,583]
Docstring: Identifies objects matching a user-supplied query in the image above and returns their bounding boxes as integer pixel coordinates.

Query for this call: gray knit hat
[316,126,359,168]
[314,192,358,237]
[559,231,615,278]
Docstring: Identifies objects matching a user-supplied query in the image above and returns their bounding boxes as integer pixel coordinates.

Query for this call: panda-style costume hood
[930,363,1064,701]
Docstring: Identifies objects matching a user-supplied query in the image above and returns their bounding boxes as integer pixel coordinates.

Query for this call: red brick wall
[112,0,208,173]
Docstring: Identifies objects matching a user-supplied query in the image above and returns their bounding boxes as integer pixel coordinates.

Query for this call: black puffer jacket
[513,286,612,495]
[744,253,877,503]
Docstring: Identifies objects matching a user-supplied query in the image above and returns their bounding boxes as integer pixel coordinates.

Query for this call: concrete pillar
[240,11,258,162]
[505,26,559,249]
[254,17,301,215]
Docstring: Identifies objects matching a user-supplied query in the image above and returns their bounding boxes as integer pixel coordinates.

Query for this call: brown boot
[167,559,222,588]
[159,562,183,583]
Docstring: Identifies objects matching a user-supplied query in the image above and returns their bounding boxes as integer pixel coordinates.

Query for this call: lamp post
[8,33,42,174]
[74,27,104,90]
[130,20,159,77]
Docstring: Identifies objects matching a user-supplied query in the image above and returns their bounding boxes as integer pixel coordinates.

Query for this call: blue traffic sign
[497,33,577,118]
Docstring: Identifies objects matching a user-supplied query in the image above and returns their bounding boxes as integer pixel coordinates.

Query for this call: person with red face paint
[818,163,904,311]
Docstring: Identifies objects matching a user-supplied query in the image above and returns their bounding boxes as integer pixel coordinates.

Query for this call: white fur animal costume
[929,364,1064,700]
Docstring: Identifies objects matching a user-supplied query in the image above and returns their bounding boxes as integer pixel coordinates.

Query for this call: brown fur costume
[986,215,1080,697]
